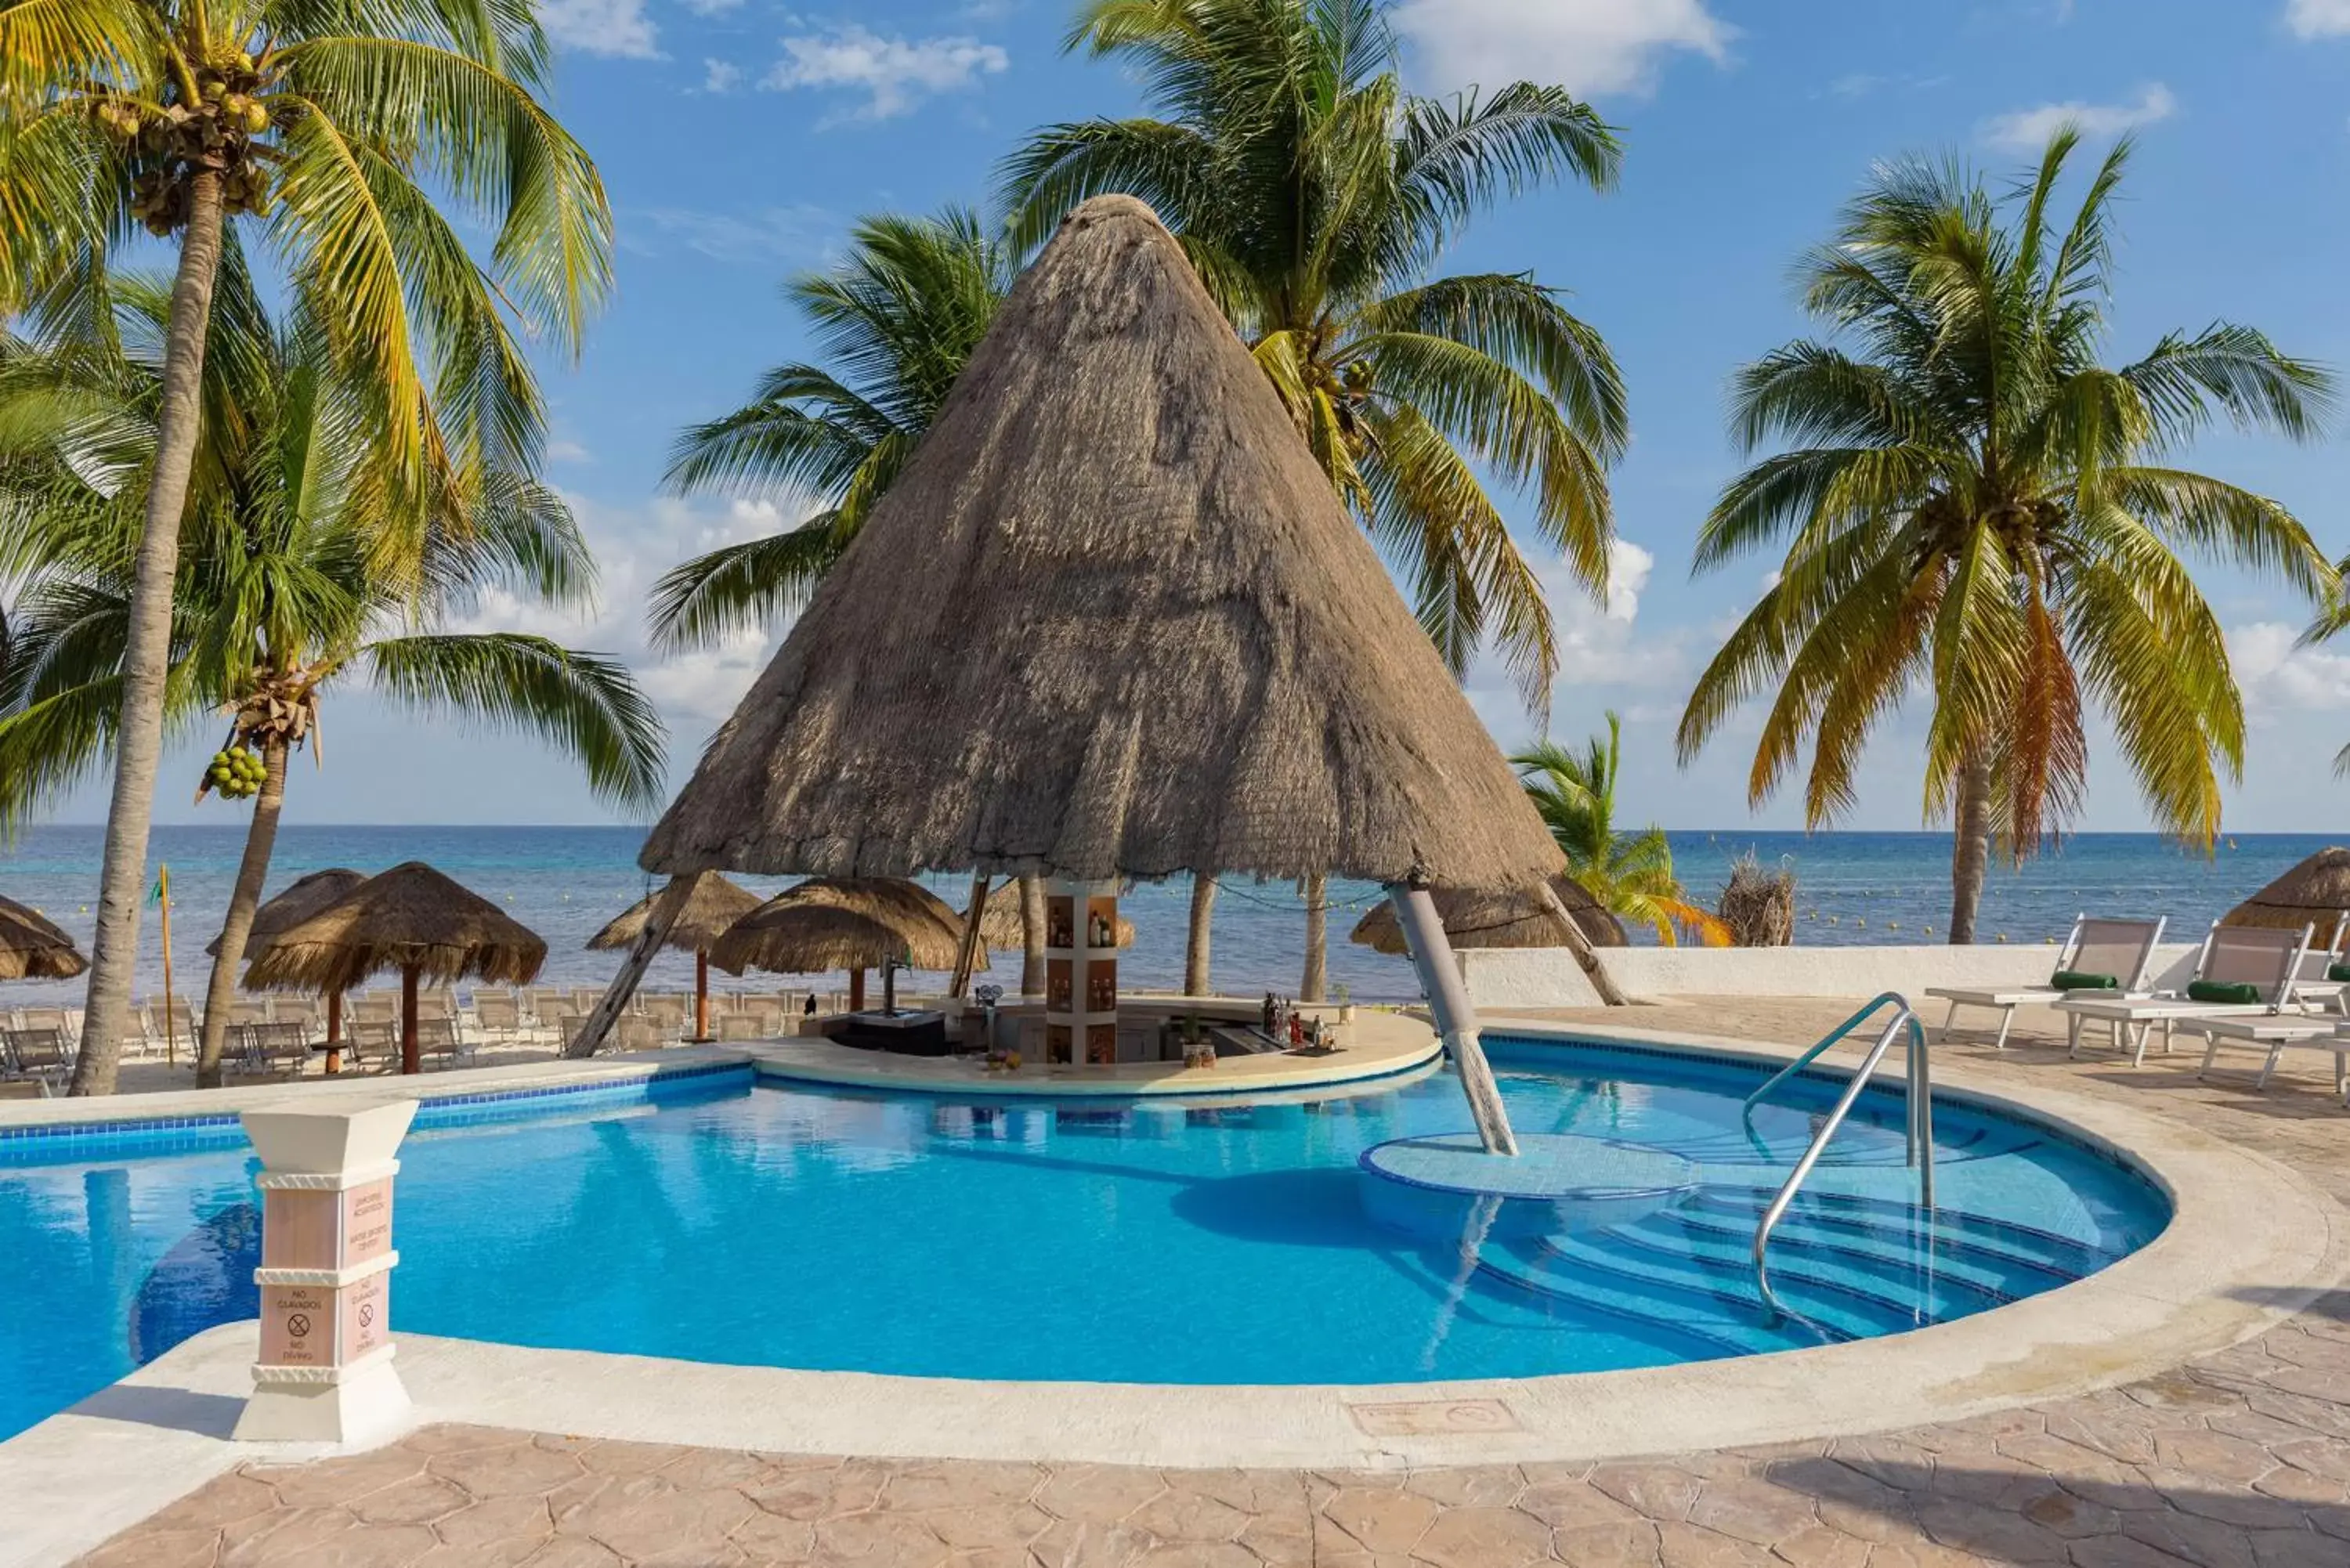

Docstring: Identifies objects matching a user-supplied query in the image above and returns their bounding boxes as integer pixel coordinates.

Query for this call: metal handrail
[1743,992,1912,1112]
[1749,993,1936,1321]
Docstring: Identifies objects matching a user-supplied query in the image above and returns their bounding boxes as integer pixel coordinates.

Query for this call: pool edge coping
[0,1015,2341,1568]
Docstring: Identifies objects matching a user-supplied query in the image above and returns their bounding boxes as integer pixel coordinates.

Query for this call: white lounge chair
[1925,915,2167,1050]
[2281,913,2350,1017]
[2055,923,2314,1067]
[2184,1013,2350,1106]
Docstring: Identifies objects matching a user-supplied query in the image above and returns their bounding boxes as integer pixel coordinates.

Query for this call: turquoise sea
[0,826,2334,1006]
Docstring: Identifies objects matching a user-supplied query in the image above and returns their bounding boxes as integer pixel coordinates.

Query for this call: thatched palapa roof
[242,861,547,993]
[1350,876,1624,958]
[977,881,1133,950]
[710,878,978,976]
[642,196,1564,893]
[2223,847,2350,948]
[206,867,367,959]
[0,894,87,981]
[589,871,764,954]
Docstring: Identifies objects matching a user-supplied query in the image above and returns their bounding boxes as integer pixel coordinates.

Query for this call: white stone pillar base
[234,1346,410,1445]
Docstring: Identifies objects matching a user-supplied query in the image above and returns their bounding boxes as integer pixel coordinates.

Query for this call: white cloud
[761,25,1008,121]
[440,493,803,731]
[703,58,743,94]
[539,0,659,59]
[545,439,591,464]
[1602,538,1652,622]
[2286,0,2350,39]
[1979,82,2175,154]
[682,0,741,13]
[627,203,835,266]
[2229,621,2350,715]
[1391,0,1730,99]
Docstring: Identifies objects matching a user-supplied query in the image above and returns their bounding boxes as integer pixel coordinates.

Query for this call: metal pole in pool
[1386,884,1519,1157]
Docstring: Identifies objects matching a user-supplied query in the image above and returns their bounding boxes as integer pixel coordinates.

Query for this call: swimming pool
[0,1037,2168,1440]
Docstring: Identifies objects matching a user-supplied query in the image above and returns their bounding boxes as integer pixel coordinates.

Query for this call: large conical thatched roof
[589,871,765,954]
[710,878,976,976]
[976,881,1133,951]
[206,868,367,959]
[2223,847,2350,948]
[1350,875,1625,957]
[0,894,86,981]
[242,862,547,993]
[642,195,1564,893]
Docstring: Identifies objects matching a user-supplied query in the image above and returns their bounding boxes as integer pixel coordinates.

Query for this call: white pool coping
[2,1018,2342,1568]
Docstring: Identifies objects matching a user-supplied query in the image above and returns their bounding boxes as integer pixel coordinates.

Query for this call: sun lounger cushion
[2187,979,2262,1006]
[2051,969,2119,991]
[2329,963,2350,984]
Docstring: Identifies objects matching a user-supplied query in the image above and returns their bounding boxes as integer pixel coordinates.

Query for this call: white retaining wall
[1460,941,2207,1010]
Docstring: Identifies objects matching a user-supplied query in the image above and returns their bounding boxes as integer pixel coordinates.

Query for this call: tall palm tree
[1514,717,1725,945]
[0,270,661,1089]
[1001,0,1629,706]
[1678,130,2336,942]
[651,208,1015,652]
[2,0,613,1087]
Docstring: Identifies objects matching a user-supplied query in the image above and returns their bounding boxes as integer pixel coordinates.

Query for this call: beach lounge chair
[616,1016,663,1053]
[2184,1013,2350,1106]
[343,1018,396,1071]
[2283,915,2350,1017]
[235,1021,313,1078]
[415,1017,473,1071]
[2055,923,2314,1067]
[718,1011,783,1042]
[1,1028,73,1095]
[1925,916,2167,1049]
[472,991,524,1045]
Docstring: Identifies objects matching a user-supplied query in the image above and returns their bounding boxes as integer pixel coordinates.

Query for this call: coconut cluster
[203,745,268,801]
[96,51,280,237]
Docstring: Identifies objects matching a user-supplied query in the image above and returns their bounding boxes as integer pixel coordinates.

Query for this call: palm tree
[0,270,660,1089]
[1514,717,1724,945]
[1677,130,2336,942]
[2,0,613,1087]
[1184,876,1216,995]
[1001,0,1629,706]
[651,208,1015,651]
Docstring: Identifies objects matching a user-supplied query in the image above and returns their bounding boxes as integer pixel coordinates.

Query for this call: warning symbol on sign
[286,1313,313,1339]
[358,1302,375,1328]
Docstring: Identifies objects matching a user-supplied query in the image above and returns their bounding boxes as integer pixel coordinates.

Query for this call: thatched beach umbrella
[711,878,974,1012]
[0,894,86,981]
[1350,876,1625,959]
[590,872,762,1042]
[2223,847,2350,948]
[210,868,367,1068]
[633,197,1578,1154]
[245,862,546,1074]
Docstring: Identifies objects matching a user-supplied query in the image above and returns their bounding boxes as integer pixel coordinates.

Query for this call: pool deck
[17,996,2350,1568]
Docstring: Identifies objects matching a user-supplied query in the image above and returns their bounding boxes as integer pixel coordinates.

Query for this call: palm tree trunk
[1948,752,1994,945]
[193,735,291,1089]
[1300,873,1326,1003]
[70,172,227,1097]
[1019,875,1046,995]
[1184,875,1217,995]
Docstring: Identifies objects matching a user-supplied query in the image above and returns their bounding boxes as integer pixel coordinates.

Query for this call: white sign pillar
[233,1100,418,1443]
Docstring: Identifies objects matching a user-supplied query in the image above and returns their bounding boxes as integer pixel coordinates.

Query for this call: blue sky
[56,0,2350,831]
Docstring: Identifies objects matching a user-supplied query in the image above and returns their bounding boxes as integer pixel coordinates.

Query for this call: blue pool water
[0,1039,2168,1440]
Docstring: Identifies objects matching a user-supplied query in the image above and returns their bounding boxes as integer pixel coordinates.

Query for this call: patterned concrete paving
[69,1003,2350,1568]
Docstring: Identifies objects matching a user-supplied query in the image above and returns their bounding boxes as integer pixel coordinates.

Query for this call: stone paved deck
[70,1000,2350,1568]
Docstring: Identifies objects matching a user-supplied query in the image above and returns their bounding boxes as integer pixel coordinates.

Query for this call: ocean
[0,825,2334,1008]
